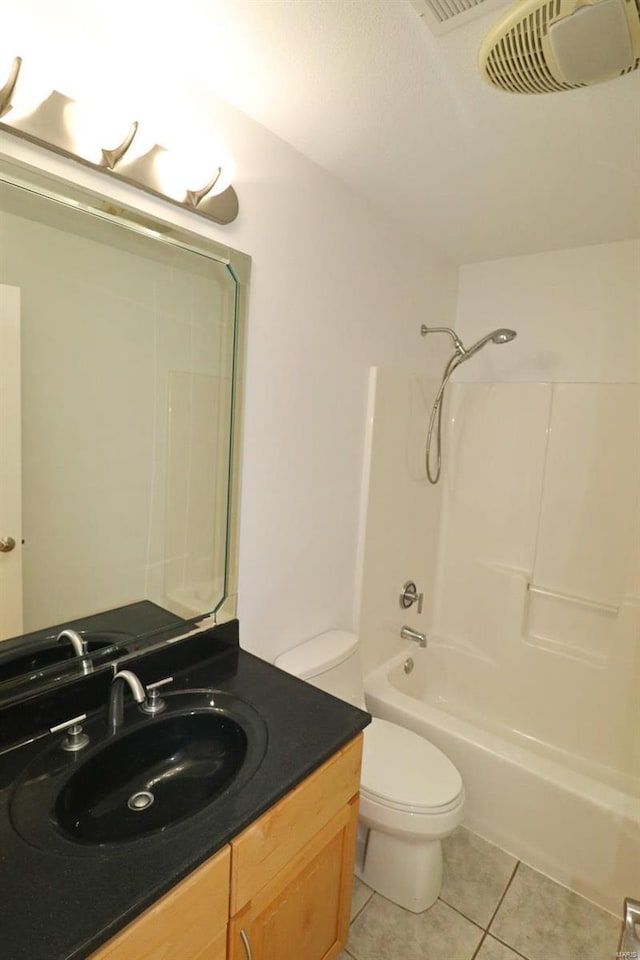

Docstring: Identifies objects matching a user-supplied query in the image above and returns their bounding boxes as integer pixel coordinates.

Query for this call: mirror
[0,159,248,696]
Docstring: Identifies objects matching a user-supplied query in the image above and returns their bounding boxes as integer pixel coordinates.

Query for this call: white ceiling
[185,0,640,263]
[6,0,640,263]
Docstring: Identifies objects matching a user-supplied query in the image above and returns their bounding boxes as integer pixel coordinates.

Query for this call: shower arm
[420,325,465,355]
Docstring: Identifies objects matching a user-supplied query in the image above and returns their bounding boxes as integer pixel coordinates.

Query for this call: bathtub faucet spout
[400,625,427,648]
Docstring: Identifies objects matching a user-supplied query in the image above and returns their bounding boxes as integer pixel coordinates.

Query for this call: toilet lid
[361,718,463,812]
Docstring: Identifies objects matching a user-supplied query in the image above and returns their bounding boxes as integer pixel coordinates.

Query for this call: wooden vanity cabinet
[88,735,362,960]
[228,735,362,960]
[88,845,230,960]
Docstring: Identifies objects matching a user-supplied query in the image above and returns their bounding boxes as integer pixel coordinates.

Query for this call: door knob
[0,537,16,553]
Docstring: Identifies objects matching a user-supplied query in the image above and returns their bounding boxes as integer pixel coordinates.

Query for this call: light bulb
[7,59,53,121]
[207,154,236,197]
[153,148,188,201]
[153,146,235,203]
[183,135,236,197]
[65,98,137,165]
[118,121,160,164]
[180,151,222,192]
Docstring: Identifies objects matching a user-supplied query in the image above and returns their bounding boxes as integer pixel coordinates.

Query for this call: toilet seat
[361,786,464,816]
[361,718,463,814]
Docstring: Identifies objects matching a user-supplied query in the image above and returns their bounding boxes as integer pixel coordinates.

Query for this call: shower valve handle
[399,581,423,614]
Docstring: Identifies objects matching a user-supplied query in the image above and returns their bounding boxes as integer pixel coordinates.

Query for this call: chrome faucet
[57,629,92,675]
[400,625,427,648]
[57,629,86,657]
[108,670,146,733]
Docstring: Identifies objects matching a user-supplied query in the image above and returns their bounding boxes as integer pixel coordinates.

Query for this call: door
[0,284,23,640]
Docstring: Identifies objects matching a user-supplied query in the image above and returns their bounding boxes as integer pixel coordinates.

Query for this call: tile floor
[339,827,623,960]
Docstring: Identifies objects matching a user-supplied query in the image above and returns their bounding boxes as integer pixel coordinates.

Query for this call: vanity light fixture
[0,56,239,224]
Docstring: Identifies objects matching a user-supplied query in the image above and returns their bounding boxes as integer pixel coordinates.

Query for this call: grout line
[487,859,521,932]
[470,932,488,960]
[349,887,375,925]
[437,896,486,933]
[489,932,530,960]
[348,857,531,960]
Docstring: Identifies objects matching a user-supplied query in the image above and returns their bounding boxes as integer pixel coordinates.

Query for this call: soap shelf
[527,583,619,617]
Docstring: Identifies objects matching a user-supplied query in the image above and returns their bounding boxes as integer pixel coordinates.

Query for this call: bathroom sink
[10,690,268,853]
[56,712,247,843]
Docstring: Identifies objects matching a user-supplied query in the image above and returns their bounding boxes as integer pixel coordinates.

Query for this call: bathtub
[364,646,640,917]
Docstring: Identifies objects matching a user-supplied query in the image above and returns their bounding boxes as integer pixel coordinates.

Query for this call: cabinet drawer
[89,846,230,960]
[230,734,362,913]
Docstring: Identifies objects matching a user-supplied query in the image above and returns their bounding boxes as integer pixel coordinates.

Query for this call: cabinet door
[229,797,358,960]
[230,735,362,916]
[89,846,230,960]
[193,929,227,960]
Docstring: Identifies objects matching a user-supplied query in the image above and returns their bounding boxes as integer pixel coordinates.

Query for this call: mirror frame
[0,155,249,698]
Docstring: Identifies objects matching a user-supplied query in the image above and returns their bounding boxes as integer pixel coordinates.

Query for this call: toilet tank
[274,630,366,709]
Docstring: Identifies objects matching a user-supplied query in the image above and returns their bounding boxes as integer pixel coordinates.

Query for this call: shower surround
[355,240,640,914]
[356,365,640,916]
[434,379,639,779]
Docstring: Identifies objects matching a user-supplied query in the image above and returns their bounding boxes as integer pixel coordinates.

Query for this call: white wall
[0,85,458,659]
[356,366,447,676]
[226,129,458,663]
[454,239,640,383]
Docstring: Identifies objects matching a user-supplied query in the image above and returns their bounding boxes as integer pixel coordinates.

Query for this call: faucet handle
[399,581,424,614]
[50,713,87,734]
[140,676,173,715]
[50,714,90,752]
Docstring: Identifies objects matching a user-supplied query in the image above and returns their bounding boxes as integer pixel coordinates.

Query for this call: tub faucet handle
[399,581,423,614]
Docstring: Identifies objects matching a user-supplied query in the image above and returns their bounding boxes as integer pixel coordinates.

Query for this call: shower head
[490,329,517,344]
[422,324,517,486]
[420,324,517,362]
[459,327,517,360]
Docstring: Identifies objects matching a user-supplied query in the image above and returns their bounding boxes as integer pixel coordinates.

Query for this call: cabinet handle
[240,928,253,960]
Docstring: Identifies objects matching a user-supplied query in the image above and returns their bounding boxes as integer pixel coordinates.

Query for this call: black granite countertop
[0,621,370,960]
[0,601,191,706]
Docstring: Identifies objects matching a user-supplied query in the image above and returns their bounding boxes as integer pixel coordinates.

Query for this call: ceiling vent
[479,0,640,93]
[409,0,508,34]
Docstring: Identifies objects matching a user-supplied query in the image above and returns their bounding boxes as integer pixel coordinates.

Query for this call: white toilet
[274,630,465,913]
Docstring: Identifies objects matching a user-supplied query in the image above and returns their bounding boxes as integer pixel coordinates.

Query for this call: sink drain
[128,790,154,812]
